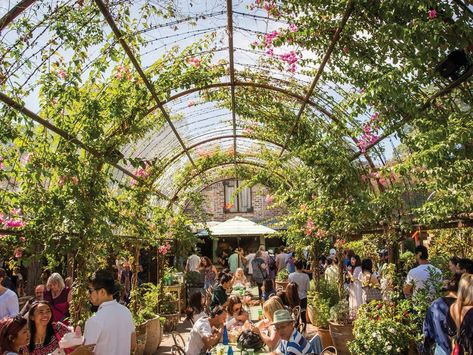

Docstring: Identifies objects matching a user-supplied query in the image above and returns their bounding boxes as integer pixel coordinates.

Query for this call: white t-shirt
[288,271,311,300]
[187,254,201,272]
[405,264,442,296]
[246,253,256,274]
[84,300,135,355]
[185,316,212,355]
[0,288,19,318]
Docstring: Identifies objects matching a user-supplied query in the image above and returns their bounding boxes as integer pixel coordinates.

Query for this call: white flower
[387,345,392,351]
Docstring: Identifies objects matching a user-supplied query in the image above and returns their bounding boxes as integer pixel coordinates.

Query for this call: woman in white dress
[348,255,362,317]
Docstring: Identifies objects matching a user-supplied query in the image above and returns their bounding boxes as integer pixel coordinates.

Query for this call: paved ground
[156,316,319,354]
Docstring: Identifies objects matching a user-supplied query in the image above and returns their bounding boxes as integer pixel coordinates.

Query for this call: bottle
[222,324,229,345]
[227,345,233,355]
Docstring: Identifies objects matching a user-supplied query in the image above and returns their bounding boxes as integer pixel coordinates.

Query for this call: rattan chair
[171,331,186,349]
[171,345,186,355]
[320,346,337,355]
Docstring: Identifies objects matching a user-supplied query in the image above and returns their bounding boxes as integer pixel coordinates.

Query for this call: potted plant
[275,269,289,290]
[160,292,180,332]
[348,300,414,355]
[308,279,338,348]
[328,299,353,355]
[131,283,163,355]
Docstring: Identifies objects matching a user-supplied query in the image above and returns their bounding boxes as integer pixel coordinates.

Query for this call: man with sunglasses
[185,306,227,355]
[272,309,313,355]
[83,269,136,355]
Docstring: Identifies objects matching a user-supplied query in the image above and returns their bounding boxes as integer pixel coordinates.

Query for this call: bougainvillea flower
[289,23,298,32]
[187,100,196,107]
[71,176,79,185]
[189,57,201,68]
[58,176,65,187]
[6,219,25,228]
[265,194,274,205]
[57,69,67,79]
[11,208,21,215]
[428,9,437,19]
[14,248,23,258]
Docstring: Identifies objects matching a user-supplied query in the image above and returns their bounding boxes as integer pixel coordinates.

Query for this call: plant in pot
[131,283,163,355]
[328,299,353,355]
[160,291,180,332]
[308,279,338,348]
[275,269,289,290]
[348,300,414,355]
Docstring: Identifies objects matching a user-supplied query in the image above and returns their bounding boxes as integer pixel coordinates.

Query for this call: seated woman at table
[262,279,275,301]
[226,295,249,328]
[276,290,291,310]
[254,296,284,351]
[210,274,233,308]
[232,268,248,287]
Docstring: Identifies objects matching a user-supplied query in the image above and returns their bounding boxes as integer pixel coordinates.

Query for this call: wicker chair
[171,331,186,349]
[171,345,186,355]
[320,346,337,355]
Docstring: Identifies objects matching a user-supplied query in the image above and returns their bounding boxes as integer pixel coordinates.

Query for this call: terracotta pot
[143,316,162,355]
[329,322,353,355]
[162,312,180,333]
[316,327,333,349]
[134,323,147,355]
[307,304,315,325]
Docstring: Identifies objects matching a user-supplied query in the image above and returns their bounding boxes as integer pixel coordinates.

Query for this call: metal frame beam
[0,92,170,201]
[167,160,291,208]
[0,0,36,31]
[158,134,286,175]
[93,0,199,175]
[279,0,354,157]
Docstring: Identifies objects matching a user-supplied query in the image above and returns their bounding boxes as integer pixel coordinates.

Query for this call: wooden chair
[292,305,303,332]
[171,331,186,349]
[171,345,186,355]
[320,346,337,355]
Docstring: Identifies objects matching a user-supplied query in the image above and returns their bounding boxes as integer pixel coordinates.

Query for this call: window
[223,180,253,213]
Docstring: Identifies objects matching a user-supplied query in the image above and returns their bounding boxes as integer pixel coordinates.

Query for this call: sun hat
[271,309,294,325]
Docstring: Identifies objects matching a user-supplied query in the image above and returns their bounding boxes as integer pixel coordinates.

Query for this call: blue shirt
[423,296,455,354]
[278,329,313,355]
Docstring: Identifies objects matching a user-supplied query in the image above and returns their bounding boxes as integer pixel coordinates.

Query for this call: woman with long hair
[225,295,249,328]
[232,268,247,287]
[43,273,72,324]
[0,316,29,354]
[254,296,285,350]
[285,282,300,310]
[185,291,206,324]
[200,257,217,290]
[262,279,275,301]
[449,273,473,355]
[359,258,380,304]
[348,255,362,316]
[27,300,70,355]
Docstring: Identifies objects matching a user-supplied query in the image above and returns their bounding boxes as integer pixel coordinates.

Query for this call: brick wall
[188,180,286,223]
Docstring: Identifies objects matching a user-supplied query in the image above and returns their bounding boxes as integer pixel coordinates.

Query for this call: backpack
[268,254,276,272]
[237,330,265,350]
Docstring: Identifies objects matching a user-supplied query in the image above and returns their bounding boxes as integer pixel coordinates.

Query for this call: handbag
[362,286,382,303]
[236,330,264,351]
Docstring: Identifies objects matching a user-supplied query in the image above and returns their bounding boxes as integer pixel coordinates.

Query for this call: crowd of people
[0,268,136,355]
[1,243,472,355]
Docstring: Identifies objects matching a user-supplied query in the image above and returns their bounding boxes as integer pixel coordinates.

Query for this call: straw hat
[271,309,294,325]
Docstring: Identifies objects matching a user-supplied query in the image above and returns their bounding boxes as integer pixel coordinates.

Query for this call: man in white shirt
[0,268,19,319]
[403,245,442,298]
[185,306,227,355]
[84,269,136,355]
[186,251,201,272]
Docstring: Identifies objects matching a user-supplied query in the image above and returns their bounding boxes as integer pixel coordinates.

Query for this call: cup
[216,344,225,355]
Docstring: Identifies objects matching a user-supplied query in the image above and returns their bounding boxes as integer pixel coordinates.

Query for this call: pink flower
[189,57,201,68]
[0,158,4,170]
[343,46,349,54]
[265,48,274,57]
[14,248,23,258]
[243,128,253,135]
[22,153,31,165]
[57,69,67,79]
[11,208,21,215]
[187,100,196,107]
[130,178,137,186]
[264,30,279,47]
[0,213,4,224]
[158,242,172,255]
[265,194,274,205]
[58,176,65,187]
[251,41,259,47]
[289,24,298,32]
[71,176,79,185]
[6,219,25,228]
[428,9,437,19]
[19,236,26,242]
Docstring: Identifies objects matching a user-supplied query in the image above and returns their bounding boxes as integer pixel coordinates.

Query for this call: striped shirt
[278,329,313,355]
